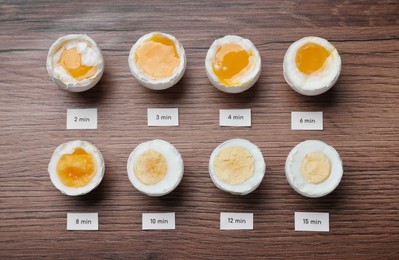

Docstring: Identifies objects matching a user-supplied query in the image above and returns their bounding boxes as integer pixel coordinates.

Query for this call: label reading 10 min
[142,212,176,230]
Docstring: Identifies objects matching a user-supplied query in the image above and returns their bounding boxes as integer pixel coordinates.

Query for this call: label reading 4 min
[219,109,251,127]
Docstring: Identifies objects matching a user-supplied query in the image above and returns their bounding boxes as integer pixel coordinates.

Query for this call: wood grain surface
[1,0,399,259]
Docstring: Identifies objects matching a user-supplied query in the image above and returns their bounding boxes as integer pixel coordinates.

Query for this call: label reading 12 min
[220,212,254,230]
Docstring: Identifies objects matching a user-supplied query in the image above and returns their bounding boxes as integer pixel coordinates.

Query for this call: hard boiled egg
[285,140,343,198]
[128,32,186,90]
[127,139,184,196]
[48,140,105,196]
[205,35,261,93]
[283,36,341,96]
[46,34,104,92]
[209,139,266,195]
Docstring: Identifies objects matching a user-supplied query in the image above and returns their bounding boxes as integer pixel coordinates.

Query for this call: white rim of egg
[283,36,341,96]
[128,32,187,90]
[48,140,105,196]
[46,34,104,92]
[285,140,343,198]
[127,139,184,196]
[205,35,261,94]
[209,139,266,195]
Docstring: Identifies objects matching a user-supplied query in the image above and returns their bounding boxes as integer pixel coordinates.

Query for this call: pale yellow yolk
[134,150,167,185]
[58,47,97,80]
[212,43,253,86]
[300,152,331,184]
[56,147,96,188]
[135,35,180,79]
[296,42,330,74]
[213,146,255,185]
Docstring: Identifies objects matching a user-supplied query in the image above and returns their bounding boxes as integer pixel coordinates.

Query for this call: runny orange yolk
[212,43,253,86]
[135,35,180,79]
[58,47,97,80]
[295,42,330,74]
[56,147,96,188]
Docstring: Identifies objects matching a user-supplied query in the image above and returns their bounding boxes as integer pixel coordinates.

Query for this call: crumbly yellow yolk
[135,34,180,79]
[212,43,253,86]
[300,152,331,184]
[134,150,167,185]
[58,47,97,80]
[213,146,255,185]
[296,42,330,74]
[56,147,96,188]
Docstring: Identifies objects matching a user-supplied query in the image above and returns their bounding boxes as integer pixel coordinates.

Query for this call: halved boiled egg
[127,139,184,196]
[48,140,105,196]
[46,34,104,92]
[128,32,186,90]
[209,139,266,195]
[285,140,343,198]
[205,35,261,93]
[283,36,341,96]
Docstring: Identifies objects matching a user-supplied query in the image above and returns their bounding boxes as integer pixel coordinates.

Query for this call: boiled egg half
[48,140,105,196]
[127,139,184,196]
[205,35,261,93]
[285,140,343,198]
[209,139,266,195]
[283,36,341,96]
[46,34,104,92]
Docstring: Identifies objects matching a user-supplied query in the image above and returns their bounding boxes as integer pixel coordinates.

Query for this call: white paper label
[67,213,98,231]
[67,108,98,129]
[291,112,323,130]
[295,212,329,232]
[147,108,179,126]
[220,212,253,230]
[219,109,251,127]
[142,212,175,230]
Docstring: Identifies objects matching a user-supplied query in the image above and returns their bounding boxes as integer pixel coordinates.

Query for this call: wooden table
[1,0,398,258]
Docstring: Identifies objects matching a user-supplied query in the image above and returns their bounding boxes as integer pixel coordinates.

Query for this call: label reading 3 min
[219,109,251,127]
[147,108,179,126]
[291,111,323,130]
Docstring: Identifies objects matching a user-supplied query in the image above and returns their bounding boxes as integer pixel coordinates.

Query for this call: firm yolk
[295,42,330,74]
[135,35,180,79]
[213,146,255,185]
[212,43,253,86]
[134,150,167,185]
[58,47,97,80]
[300,152,331,184]
[56,147,96,188]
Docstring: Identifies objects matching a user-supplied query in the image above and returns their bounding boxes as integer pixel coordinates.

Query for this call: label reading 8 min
[67,213,98,231]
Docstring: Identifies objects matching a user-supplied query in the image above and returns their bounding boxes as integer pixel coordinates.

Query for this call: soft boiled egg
[128,32,186,90]
[209,139,266,195]
[205,35,261,93]
[127,139,184,196]
[48,140,105,196]
[285,140,343,198]
[46,34,104,92]
[283,36,341,96]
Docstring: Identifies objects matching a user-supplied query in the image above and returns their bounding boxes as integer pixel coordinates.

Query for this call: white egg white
[205,35,261,94]
[46,34,104,92]
[285,140,343,198]
[209,139,266,195]
[127,139,184,196]
[283,36,341,96]
[48,140,105,196]
[128,32,186,90]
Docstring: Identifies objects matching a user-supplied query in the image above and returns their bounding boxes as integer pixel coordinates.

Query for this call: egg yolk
[58,47,97,80]
[213,146,254,185]
[296,42,330,74]
[300,152,331,184]
[212,43,253,86]
[56,147,96,188]
[135,35,180,79]
[134,150,167,185]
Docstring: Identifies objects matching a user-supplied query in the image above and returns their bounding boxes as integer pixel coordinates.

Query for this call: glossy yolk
[135,35,180,79]
[212,43,253,86]
[295,42,330,74]
[56,147,96,188]
[58,47,97,80]
[134,150,167,185]
[300,152,331,184]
